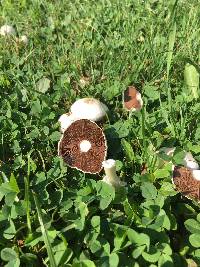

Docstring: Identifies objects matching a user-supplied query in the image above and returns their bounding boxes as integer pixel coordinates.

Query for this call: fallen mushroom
[0,24,16,36]
[173,166,200,201]
[58,119,107,173]
[102,159,126,187]
[157,147,199,170]
[123,86,143,112]
[70,98,108,122]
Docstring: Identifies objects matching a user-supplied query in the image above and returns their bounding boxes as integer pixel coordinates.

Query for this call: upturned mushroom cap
[0,24,16,36]
[58,119,107,173]
[70,98,108,122]
[123,86,143,111]
[173,166,200,201]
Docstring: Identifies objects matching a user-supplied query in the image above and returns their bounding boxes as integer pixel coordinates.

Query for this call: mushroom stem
[102,159,126,187]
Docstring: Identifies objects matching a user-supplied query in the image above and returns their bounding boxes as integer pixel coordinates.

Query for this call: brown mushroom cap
[58,119,107,174]
[173,166,200,201]
[123,86,143,111]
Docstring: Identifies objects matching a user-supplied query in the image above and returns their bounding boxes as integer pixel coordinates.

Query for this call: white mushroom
[0,24,16,36]
[183,152,199,170]
[58,119,107,174]
[58,113,76,133]
[19,35,28,44]
[102,159,126,187]
[123,86,143,112]
[70,98,108,122]
[191,170,200,181]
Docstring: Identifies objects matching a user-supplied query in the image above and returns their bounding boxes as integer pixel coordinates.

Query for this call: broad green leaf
[74,201,89,230]
[189,234,200,248]
[109,253,119,267]
[132,245,146,259]
[37,77,51,93]
[96,181,115,210]
[121,139,135,162]
[185,219,200,234]
[157,243,172,255]
[127,229,150,249]
[5,192,17,206]
[108,120,131,138]
[49,131,61,142]
[154,169,170,179]
[143,85,160,100]
[172,148,185,165]
[142,247,161,263]
[31,100,41,114]
[9,174,20,193]
[91,216,100,230]
[141,182,157,199]
[3,220,16,239]
[159,182,177,197]
[184,63,199,99]
[53,242,73,265]
[111,224,127,251]
[1,248,18,261]
[5,259,20,267]
[158,254,173,267]
[72,260,96,267]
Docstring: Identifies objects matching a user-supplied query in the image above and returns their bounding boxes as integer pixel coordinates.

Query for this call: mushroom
[172,166,200,201]
[70,98,108,122]
[102,159,126,187]
[157,147,199,170]
[58,119,107,173]
[123,86,143,112]
[58,98,108,133]
[183,152,199,170]
[19,35,28,44]
[0,24,16,36]
[58,113,76,133]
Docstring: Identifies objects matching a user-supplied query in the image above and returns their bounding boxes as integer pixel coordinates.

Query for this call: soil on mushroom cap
[173,166,200,201]
[58,119,107,173]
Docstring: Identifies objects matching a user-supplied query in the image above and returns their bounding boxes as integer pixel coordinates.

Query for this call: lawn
[0,0,200,266]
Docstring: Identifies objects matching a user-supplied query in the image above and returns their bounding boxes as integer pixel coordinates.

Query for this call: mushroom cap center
[79,140,92,152]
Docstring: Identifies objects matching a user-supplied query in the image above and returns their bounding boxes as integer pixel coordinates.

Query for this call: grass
[0,0,200,266]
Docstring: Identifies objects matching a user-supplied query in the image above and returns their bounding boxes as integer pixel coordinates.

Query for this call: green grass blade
[33,192,57,267]
[25,154,32,233]
[24,177,32,233]
[167,22,176,80]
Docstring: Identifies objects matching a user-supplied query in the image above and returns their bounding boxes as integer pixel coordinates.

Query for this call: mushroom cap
[58,113,76,133]
[58,119,107,173]
[123,86,143,111]
[20,35,28,44]
[0,24,16,36]
[183,152,199,170]
[70,98,108,122]
[172,166,200,201]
